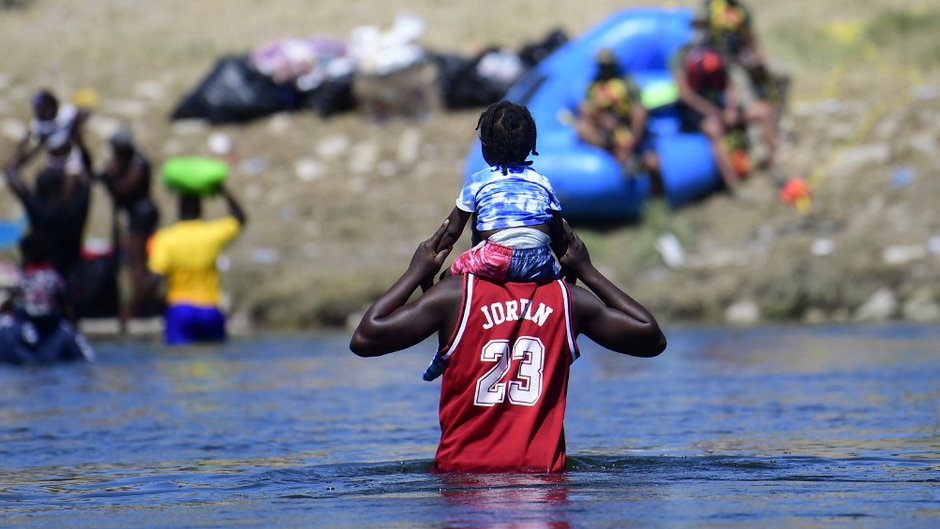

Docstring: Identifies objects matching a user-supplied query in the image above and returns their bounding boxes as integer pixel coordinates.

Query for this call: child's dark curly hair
[476,101,539,175]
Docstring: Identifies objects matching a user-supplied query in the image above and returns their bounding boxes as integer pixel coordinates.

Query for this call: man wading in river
[350,220,666,473]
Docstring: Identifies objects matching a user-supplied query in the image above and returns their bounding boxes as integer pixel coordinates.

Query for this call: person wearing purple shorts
[148,185,246,345]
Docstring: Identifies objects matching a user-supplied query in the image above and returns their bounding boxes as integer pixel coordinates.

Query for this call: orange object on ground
[729,149,750,177]
[779,176,812,212]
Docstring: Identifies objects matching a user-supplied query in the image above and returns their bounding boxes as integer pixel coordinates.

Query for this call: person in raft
[147,185,246,345]
[424,100,567,381]
[575,48,664,197]
[349,219,666,473]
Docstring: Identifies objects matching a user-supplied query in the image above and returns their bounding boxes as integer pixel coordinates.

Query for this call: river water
[1,324,937,528]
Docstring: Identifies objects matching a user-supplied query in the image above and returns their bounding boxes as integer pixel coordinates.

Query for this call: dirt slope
[0,0,938,331]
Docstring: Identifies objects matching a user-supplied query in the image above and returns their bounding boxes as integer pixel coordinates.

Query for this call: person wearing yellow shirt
[148,185,246,344]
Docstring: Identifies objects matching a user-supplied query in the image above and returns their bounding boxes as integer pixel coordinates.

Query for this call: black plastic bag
[517,28,568,68]
[432,48,518,110]
[431,27,568,110]
[171,55,295,123]
[301,73,357,117]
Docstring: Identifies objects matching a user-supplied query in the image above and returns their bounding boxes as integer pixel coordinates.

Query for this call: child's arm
[439,207,471,253]
[420,207,471,292]
[549,211,575,283]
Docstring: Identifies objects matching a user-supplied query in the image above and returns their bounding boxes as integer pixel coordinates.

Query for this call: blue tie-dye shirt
[457,165,562,231]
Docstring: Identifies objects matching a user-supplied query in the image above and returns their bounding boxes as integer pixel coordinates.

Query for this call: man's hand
[411,220,452,287]
[350,220,459,357]
[561,219,666,358]
[558,220,592,281]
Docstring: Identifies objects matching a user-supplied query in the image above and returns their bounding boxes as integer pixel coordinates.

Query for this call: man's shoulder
[416,275,465,330]
[429,275,465,298]
[566,282,600,316]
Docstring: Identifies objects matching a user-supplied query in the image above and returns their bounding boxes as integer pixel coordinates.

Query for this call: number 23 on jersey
[473,337,545,407]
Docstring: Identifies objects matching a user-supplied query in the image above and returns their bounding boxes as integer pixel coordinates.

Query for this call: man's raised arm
[350,221,460,357]
[560,221,666,357]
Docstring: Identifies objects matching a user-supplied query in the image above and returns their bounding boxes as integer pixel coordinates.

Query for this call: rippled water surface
[1,325,938,528]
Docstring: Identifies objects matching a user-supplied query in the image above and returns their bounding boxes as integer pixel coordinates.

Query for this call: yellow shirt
[148,217,241,306]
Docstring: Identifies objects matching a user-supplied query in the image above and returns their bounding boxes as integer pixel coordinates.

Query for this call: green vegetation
[769,6,940,75]
[866,7,940,69]
[0,0,32,9]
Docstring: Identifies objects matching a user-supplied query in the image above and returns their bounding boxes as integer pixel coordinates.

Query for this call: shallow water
[1,325,938,528]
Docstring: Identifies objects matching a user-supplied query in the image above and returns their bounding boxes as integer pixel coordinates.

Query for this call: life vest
[586,78,633,117]
[683,45,728,94]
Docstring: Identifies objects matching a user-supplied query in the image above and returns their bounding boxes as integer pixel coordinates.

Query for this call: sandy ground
[1,0,939,332]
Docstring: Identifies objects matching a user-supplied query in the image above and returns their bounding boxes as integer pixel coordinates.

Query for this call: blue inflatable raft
[463,7,721,221]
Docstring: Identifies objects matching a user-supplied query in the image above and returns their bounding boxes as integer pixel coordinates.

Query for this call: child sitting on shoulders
[438,101,565,282]
[423,100,566,380]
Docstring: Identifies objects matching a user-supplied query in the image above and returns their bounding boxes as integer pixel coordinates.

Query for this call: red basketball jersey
[434,274,580,473]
